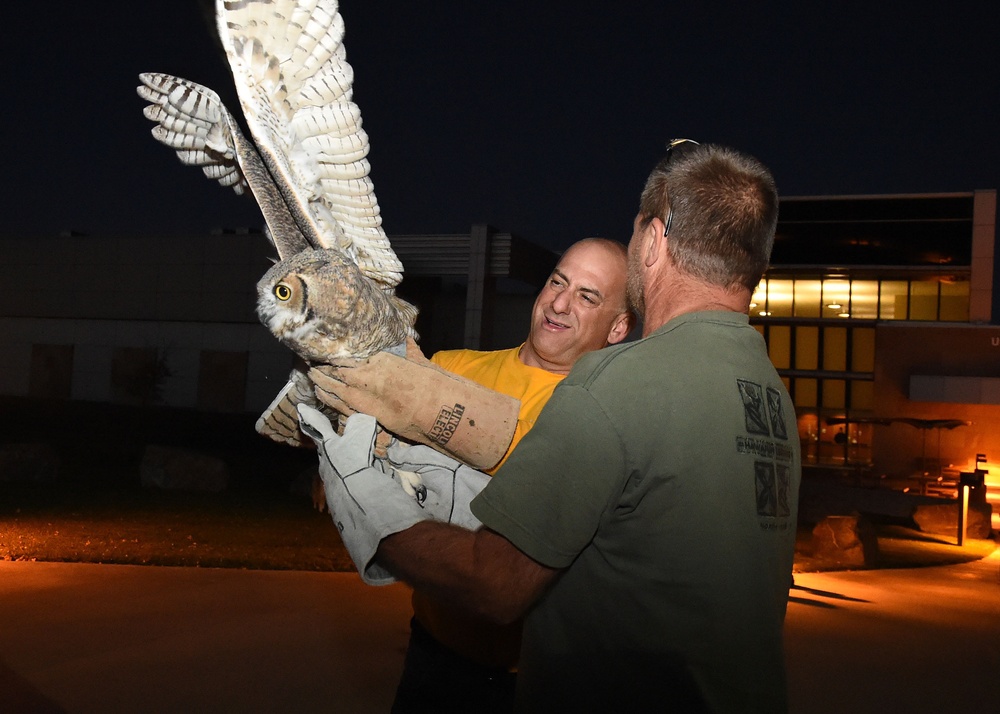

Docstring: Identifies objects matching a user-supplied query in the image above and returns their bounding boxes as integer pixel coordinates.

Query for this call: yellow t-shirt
[414,344,565,668]
[431,345,565,473]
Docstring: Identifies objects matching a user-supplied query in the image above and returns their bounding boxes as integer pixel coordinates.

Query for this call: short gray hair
[639,144,778,291]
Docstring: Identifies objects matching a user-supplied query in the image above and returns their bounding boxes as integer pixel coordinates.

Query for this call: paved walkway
[1,550,998,713]
[786,547,1000,714]
[0,563,412,713]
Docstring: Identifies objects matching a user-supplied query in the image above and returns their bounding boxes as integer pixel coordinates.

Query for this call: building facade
[0,226,556,415]
[750,191,998,521]
[3,194,998,521]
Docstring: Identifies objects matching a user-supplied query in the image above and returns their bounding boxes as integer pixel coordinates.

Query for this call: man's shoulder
[431,346,519,369]
[569,312,756,377]
[563,340,648,389]
[562,315,744,390]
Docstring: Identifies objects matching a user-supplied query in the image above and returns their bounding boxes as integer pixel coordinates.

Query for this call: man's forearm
[376,521,558,624]
[309,346,520,470]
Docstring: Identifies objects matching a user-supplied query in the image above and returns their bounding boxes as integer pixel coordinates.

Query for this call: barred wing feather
[137,72,313,258]
[136,74,248,195]
[216,0,402,288]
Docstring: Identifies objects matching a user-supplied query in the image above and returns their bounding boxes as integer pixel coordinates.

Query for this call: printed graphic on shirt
[754,461,791,518]
[737,379,770,436]
[766,387,788,440]
[736,379,794,526]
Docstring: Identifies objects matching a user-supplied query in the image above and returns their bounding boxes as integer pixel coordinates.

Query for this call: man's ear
[643,217,666,267]
[606,311,633,345]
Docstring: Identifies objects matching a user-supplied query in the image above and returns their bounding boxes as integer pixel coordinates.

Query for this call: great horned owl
[138,0,416,445]
[256,248,415,363]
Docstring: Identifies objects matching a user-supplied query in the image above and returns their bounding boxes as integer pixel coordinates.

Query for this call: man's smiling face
[520,239,630,375]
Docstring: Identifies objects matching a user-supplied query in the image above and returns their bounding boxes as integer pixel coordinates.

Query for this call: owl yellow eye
[274,284,292,301]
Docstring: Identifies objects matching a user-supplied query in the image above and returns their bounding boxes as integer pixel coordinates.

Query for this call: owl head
[256,249,416,363]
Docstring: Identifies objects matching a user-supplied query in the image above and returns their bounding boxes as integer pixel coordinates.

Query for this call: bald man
[310,237,633,713]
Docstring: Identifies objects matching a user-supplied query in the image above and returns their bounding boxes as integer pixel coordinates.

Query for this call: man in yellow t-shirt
[432,236,634,462]
[311,237,633,713]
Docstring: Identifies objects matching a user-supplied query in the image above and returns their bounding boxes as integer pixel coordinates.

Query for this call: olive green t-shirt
[472,311,800,713]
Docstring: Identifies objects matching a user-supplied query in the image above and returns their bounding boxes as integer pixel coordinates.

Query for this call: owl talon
[396,468,426,504]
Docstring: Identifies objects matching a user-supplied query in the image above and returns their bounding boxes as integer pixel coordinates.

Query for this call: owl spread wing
[139,0,416,450]
[136,74,247,194]
[137,72,313,258]
[216,0,402,289]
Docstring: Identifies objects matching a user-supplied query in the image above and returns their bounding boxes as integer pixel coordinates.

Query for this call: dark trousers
[390,618,517,714]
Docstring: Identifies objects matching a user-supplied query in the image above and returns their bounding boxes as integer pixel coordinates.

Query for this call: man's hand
[298,405,427,585]
[309,338,519,470]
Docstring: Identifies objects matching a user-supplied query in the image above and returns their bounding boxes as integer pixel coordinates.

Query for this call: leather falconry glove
[380,439,491,531]
[309,337,519,470]
[298,405,427,586]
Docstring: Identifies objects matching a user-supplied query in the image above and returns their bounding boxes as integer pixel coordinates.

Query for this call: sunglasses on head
[662,138,700,236]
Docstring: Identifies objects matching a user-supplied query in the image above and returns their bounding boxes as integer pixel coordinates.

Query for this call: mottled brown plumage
[257,249,417,363]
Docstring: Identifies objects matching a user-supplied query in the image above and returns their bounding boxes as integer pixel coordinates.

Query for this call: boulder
[913,502,993,540]
[0,443,60,482]
[808,513,880,569]
[140,444,228,492]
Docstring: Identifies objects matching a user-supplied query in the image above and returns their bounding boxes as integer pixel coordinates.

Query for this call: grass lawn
[0,397,354,571]
[4,478,995,574]
[0,480,353,571]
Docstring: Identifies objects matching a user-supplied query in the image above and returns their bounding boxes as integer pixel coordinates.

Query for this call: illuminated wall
[751,274,970,466]
[750,190,997,475]
[873,323,1000,478]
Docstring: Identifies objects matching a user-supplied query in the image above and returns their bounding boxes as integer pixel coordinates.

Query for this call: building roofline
[781,191,980,202]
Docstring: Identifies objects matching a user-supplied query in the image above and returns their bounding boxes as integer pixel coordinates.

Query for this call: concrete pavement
[1,550,998,713]
[0,563,412,713]
[786,547,1000,713]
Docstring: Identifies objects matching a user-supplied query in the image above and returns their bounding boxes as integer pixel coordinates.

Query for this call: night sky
[5,0,999,253]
